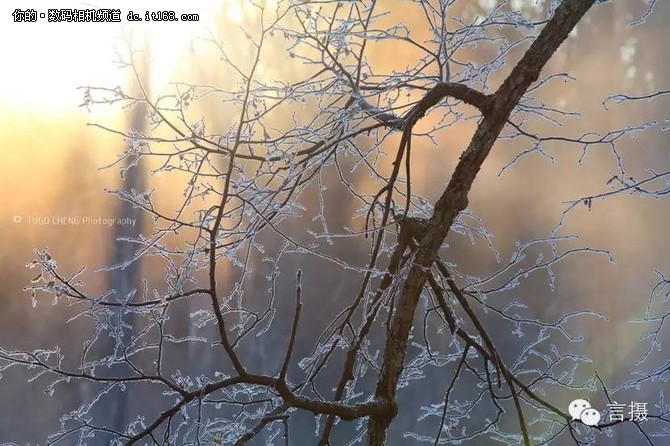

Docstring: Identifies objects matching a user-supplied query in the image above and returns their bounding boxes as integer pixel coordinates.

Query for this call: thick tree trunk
[366,1,597,444]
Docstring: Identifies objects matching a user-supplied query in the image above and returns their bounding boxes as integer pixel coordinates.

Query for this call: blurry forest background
[0,0,669,444]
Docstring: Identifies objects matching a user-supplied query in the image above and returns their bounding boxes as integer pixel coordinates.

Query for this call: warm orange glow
[0,0,222,114]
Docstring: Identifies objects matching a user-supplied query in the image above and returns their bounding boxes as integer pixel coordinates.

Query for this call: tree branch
[367,1,597,444]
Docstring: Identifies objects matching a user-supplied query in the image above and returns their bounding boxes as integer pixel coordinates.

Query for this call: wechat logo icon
[569,399,601,426]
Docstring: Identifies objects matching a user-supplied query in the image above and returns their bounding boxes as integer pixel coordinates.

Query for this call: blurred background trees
[1,0,669,444]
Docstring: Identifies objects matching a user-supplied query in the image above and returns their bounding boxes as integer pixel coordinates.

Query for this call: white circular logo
[580,408,601,426]
[568,399,591,420]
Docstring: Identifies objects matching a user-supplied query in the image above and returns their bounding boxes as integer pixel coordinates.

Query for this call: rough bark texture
[366,1,598,444]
